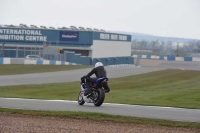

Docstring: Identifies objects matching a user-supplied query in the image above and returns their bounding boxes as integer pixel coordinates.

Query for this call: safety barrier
[0,58,10,64]
[0,58,77,65]
[66,52,91,65]
[108,64,139,67]
[132,55,200,62]
[66,51,134,65]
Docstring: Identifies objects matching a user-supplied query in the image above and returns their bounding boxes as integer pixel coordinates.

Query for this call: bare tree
[159,41,165,55]
[166,41,173,56]
[195,40,200,53]
[139,40,149,49]
[187,41,196,53]
[131,39,138,49]
[150,40,159,50]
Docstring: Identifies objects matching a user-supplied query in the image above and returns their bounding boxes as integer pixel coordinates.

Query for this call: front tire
[93,89,105,107]
[78,91,85,105]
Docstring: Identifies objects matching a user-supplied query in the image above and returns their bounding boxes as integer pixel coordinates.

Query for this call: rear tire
[93,89,105,107]
[78,91,85,105]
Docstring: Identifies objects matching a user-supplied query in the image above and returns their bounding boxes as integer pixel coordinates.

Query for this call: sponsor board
[59,31,79,42]
[0,28,47,41]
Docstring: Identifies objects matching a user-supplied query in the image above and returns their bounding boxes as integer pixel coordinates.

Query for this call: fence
[0,45,135,65]
[0,57,78,65]
[0,45,67,62]
[132,55,200,62]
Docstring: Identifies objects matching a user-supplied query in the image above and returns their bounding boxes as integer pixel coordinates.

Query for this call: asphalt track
[1,98,200,123]
[0,66,164,86]
[1,61,200,123]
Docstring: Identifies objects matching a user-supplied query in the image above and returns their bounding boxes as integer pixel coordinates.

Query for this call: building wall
[0,27,93,45]
[1,27,132,60]
[93,32,132,42]
[91,40,131,58]
[0,28,131,46]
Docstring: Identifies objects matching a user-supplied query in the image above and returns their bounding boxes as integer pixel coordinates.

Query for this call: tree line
[131,39,200,56]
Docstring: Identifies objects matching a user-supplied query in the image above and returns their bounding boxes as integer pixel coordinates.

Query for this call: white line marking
[1,97,197,110]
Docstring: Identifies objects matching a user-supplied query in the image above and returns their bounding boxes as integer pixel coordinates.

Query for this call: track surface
[0,66,164,86]
[1,61,200,123]
[1,98,200,123]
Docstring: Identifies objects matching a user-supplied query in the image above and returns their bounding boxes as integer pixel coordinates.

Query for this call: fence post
[24,47,25,57]
[31,47,32,55]
[16,45,18,58]
[135,56,141,66]
[2,43,5,57]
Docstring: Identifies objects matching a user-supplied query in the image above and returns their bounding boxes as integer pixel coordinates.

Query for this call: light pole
[177,42,179,57]
[2,43,5,57]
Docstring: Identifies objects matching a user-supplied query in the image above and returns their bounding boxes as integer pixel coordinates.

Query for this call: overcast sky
[0,0,200,39]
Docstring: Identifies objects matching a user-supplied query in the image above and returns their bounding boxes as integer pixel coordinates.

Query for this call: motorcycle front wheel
[93,88,105,107]
[78,91,85,105]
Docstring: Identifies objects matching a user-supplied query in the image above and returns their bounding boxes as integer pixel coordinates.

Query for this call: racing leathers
[82,66,110,95]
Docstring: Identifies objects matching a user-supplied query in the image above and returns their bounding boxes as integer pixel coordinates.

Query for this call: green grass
[0,69,200,109]
[0,64,92,75]
[0,108,199,128]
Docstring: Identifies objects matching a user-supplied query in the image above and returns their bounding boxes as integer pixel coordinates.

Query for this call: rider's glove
[81,75,86,80]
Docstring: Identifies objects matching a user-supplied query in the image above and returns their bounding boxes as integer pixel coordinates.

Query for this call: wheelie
[78,62,110,106]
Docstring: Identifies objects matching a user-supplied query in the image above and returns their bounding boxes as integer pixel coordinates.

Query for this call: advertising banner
[0,28,59,42]
[59,31,79,42]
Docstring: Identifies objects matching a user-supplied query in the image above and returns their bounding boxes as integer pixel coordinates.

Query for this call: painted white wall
[56,61,61,65]
[3,58,11,64]
[193,57,200,62]
[155,56,160,59]
[151,55,157,59]
[43,60,50,64]
[91,40,131,58]
[65,62,70,65]
[132,55,137,58]
[176,57,184,61]
[24,60,36,64]
[141,55,146,58]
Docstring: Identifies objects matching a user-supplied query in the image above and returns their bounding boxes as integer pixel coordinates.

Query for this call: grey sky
[0,0,200,39]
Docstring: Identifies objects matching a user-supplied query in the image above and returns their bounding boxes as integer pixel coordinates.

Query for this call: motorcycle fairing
[92,77,108,87]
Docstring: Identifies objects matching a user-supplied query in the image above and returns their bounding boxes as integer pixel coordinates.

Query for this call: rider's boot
[103,84,110,93]
[84,83,92,96]
[104,89,110,93]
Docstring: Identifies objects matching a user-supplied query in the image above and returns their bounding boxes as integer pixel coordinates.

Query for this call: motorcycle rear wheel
[93,89,105,107]
[78,91,85,105]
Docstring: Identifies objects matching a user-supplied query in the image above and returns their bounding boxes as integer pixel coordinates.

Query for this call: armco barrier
[0,58,3,64]
[66,51,134,65]
[92,56,134,66]
[0,58,11,64]
[66,52,91,65]
[0,58,77,65]
[184,57,192,61]
[108,64,138,67]
[167,56,176,61]
[133,55,200,62]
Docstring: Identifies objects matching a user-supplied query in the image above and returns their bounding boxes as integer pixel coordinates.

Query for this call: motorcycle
[78,77,108,106]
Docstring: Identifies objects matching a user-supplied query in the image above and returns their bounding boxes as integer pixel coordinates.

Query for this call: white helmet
[95,62,103,68]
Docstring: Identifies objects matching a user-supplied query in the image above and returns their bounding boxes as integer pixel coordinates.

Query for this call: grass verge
[0,108,199,128]
[0,64,92,75]
[0,69,200,109]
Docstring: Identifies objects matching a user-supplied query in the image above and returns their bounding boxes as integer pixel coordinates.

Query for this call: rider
[81,62,110,96]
